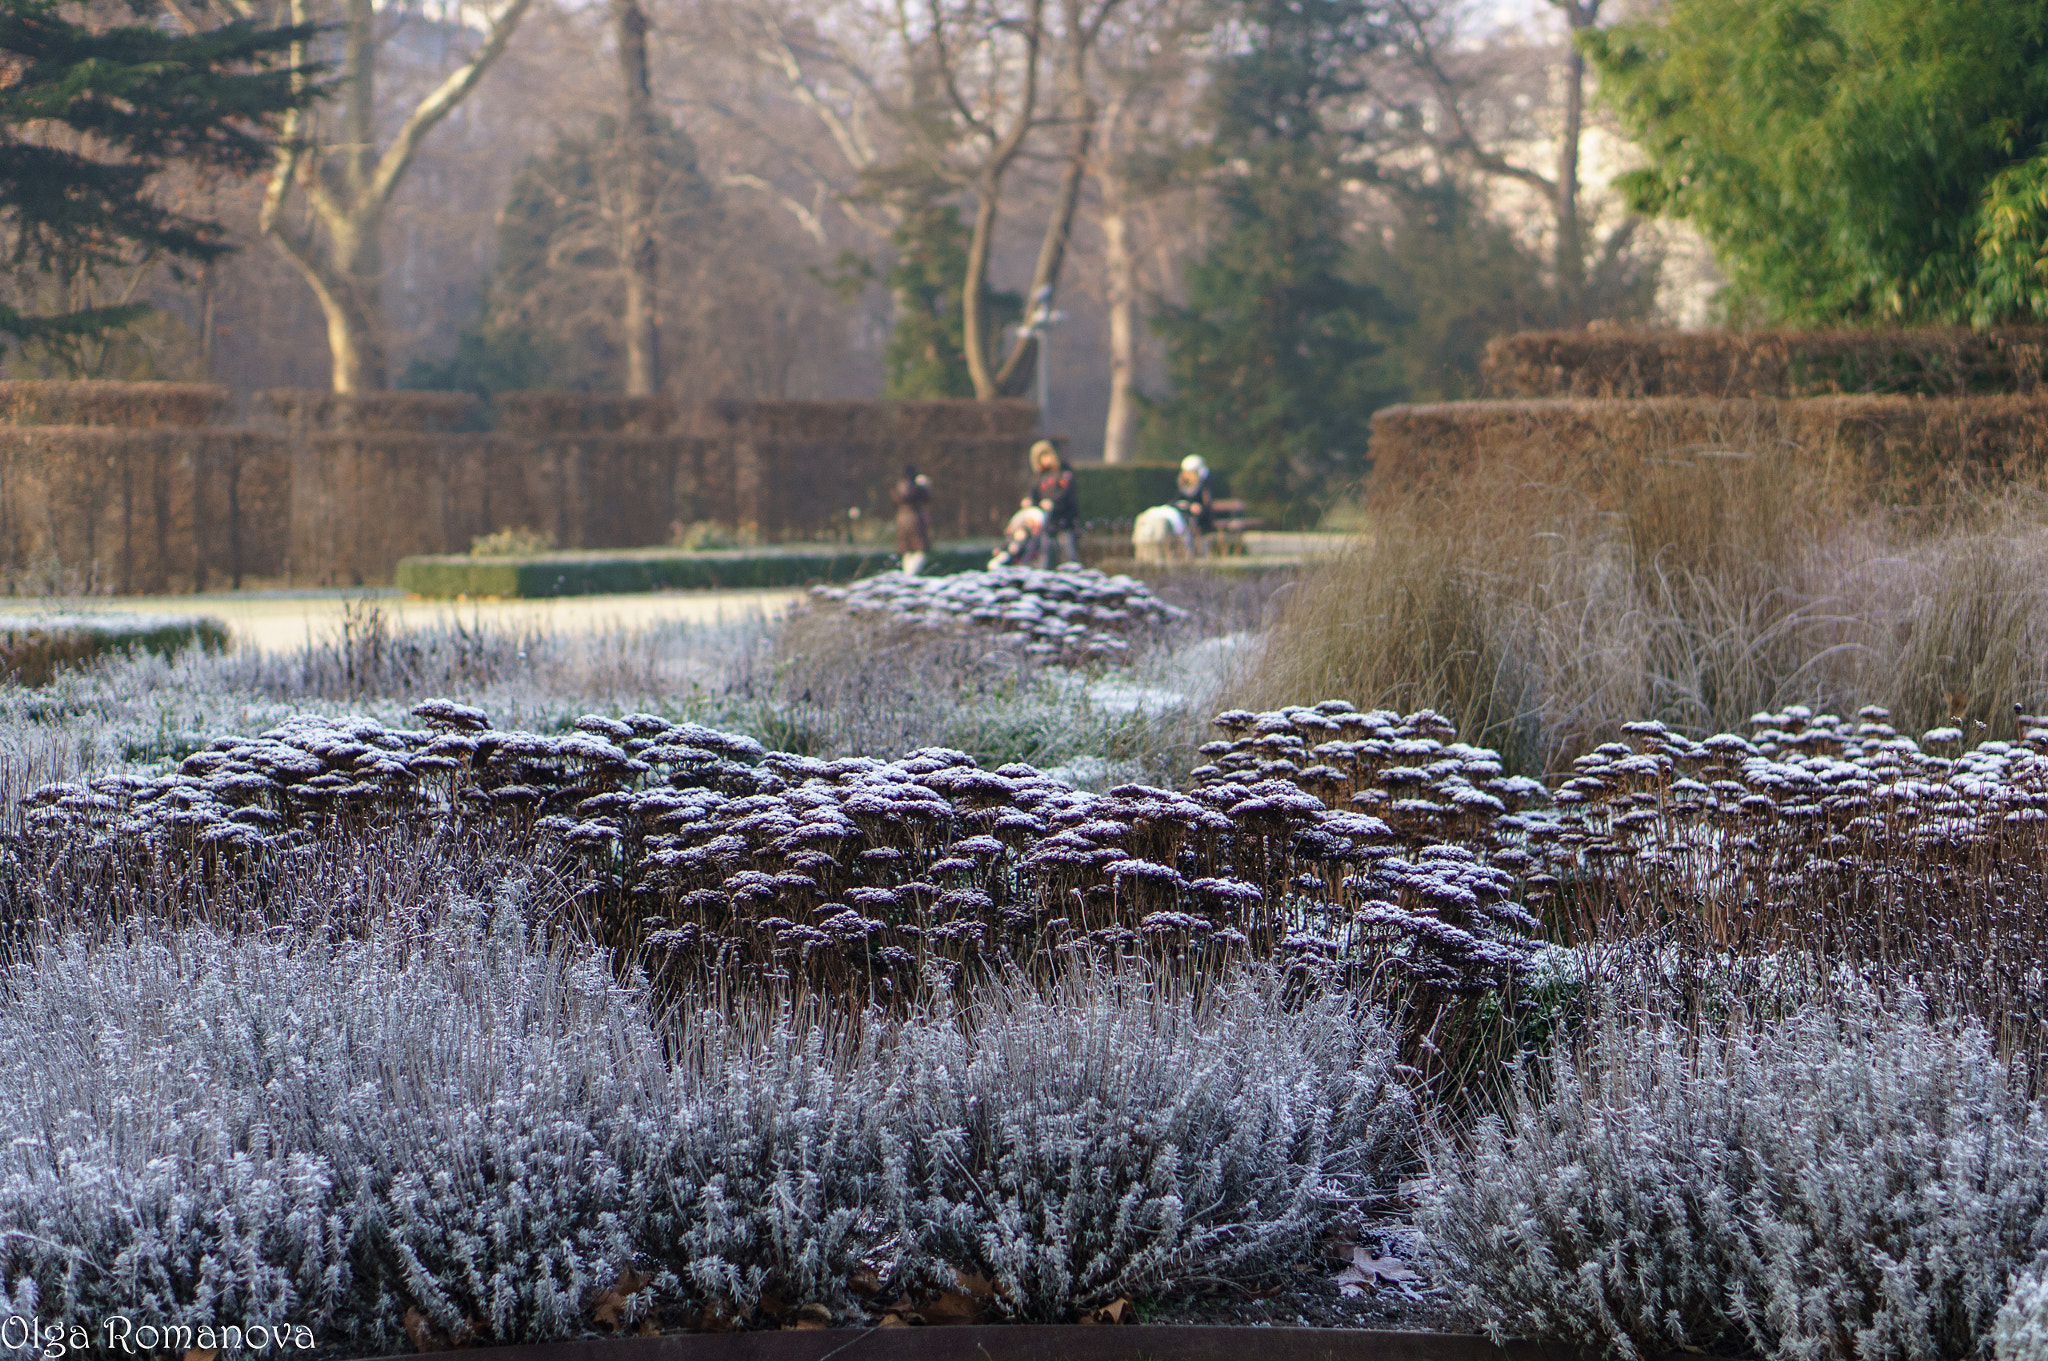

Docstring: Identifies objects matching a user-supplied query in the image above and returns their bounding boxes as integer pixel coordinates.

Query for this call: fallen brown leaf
[1078,1297,1135,1325]
[591,1266,651,1331]
[1335,1245,1421,1298]
[787,1303,834,1330]
[402,1307,445,1353]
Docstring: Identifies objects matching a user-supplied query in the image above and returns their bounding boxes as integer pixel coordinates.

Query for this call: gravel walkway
[0,588,803,653]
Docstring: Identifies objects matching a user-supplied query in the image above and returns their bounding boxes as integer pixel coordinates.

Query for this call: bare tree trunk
[961,189,1003,399]
[258,0,536,391]
[1551,0,1599,327]
[615,0,661,395]
[993,107,1091,397]
[1098,96,1137,464]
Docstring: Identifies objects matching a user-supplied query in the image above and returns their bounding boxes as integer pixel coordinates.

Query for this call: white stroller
[989,503,1047,569]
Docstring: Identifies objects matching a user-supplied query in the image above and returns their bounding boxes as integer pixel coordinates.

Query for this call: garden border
[357,1326,1573,1361]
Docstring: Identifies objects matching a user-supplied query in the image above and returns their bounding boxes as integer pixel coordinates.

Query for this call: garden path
[0,588,804,653]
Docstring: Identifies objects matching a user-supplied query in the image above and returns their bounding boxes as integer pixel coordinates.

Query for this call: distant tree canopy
[1144,0,1400,521]
[0,0,314,360]
[1589,0,2048,326]
[403,116,713,394]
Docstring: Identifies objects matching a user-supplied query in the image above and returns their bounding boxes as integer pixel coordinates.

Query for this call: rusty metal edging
[355,1326,1577,1361]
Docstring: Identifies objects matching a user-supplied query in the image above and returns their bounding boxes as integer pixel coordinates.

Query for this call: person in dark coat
[1029,440,1079,567]
[893,464,933,575]
[1175,454,1215,552]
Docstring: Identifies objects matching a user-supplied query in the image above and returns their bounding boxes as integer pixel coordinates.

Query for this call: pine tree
[1145,0,1398,520]
[0,0,313,359]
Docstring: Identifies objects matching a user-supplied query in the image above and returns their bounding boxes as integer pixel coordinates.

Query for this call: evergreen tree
[402,117,711,394]
[1589,0,2048,325]
[1145,0,1398,520]
[0,0,314,359]
[880,200,974,399]
[869,189,1018,401]
[1356,179,1658,401]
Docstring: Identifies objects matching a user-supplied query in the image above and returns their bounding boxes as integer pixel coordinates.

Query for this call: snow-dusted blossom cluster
[1197,701,2048,989]
[807,566,1185,663]
[1415,1001,2048,1361]
[0,905,1412,1353]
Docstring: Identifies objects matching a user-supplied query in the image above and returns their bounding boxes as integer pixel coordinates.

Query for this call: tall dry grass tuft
[1246,449,2048,773]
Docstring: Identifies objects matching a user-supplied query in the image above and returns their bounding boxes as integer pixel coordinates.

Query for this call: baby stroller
[989,502,1046,568]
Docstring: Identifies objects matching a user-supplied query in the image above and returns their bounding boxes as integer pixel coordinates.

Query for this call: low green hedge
[396,542,995,599]
[0,614,230,685]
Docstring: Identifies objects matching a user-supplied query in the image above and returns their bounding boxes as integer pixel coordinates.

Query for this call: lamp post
[1023,284,1064,434]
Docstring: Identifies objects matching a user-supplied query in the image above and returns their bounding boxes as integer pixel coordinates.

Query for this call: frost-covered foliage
[0,897,666,1354]
[0,907,1411,1352]
[11,699,1542,1002]
[809,566,1185,663]
[881,969,1414,1319]
[1415,1002,2048,1361]
[1996,1264,2048,1361]
[1205,701,2048,1050]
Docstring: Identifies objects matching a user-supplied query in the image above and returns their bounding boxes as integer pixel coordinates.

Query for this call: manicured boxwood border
[358,1325,1570,1361]
[396,544,995,599]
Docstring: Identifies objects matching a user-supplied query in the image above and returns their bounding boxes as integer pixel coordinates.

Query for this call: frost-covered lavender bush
[1415,1001,2048,1361]
[0,901,1410,1351]
[881,968,1414,1319]
[1997,1265,2048,1361]
[0,892,670,1353]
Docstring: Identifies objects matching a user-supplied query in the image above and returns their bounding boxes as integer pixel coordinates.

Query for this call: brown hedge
[491,392,672,435]
[0,381,229,429]
[0,387,1040,589]
[1482,328,2048,399]
[698,397,1040,442]
[0,427,289,591]
[1367,395,2048,507]
[257,389,483,434]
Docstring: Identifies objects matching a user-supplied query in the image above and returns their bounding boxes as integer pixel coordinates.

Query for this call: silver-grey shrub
[1415,1001,2048,1361]
[1997,1264,2048,1361]
[0,905,1410,1352]
[879,968,1414,1320]
[0,892,672,1354]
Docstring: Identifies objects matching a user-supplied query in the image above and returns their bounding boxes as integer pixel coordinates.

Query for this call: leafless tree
[616,0,662,393]
[249,0,539,390]
[1388,0,1637,327]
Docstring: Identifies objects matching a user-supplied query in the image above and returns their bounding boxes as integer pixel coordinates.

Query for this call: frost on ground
[0,903,1412,1353]
[5,581,2048,1357]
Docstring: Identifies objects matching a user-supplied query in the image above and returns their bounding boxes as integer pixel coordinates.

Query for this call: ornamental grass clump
[1415,1000,2048,1361]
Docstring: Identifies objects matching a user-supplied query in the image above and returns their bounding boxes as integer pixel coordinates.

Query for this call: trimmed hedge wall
[396,543,996,599]
[1483,328,2048,399]
[1073,464,1180,522]
[1367,395,2048,506]
[0,381,229,429]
